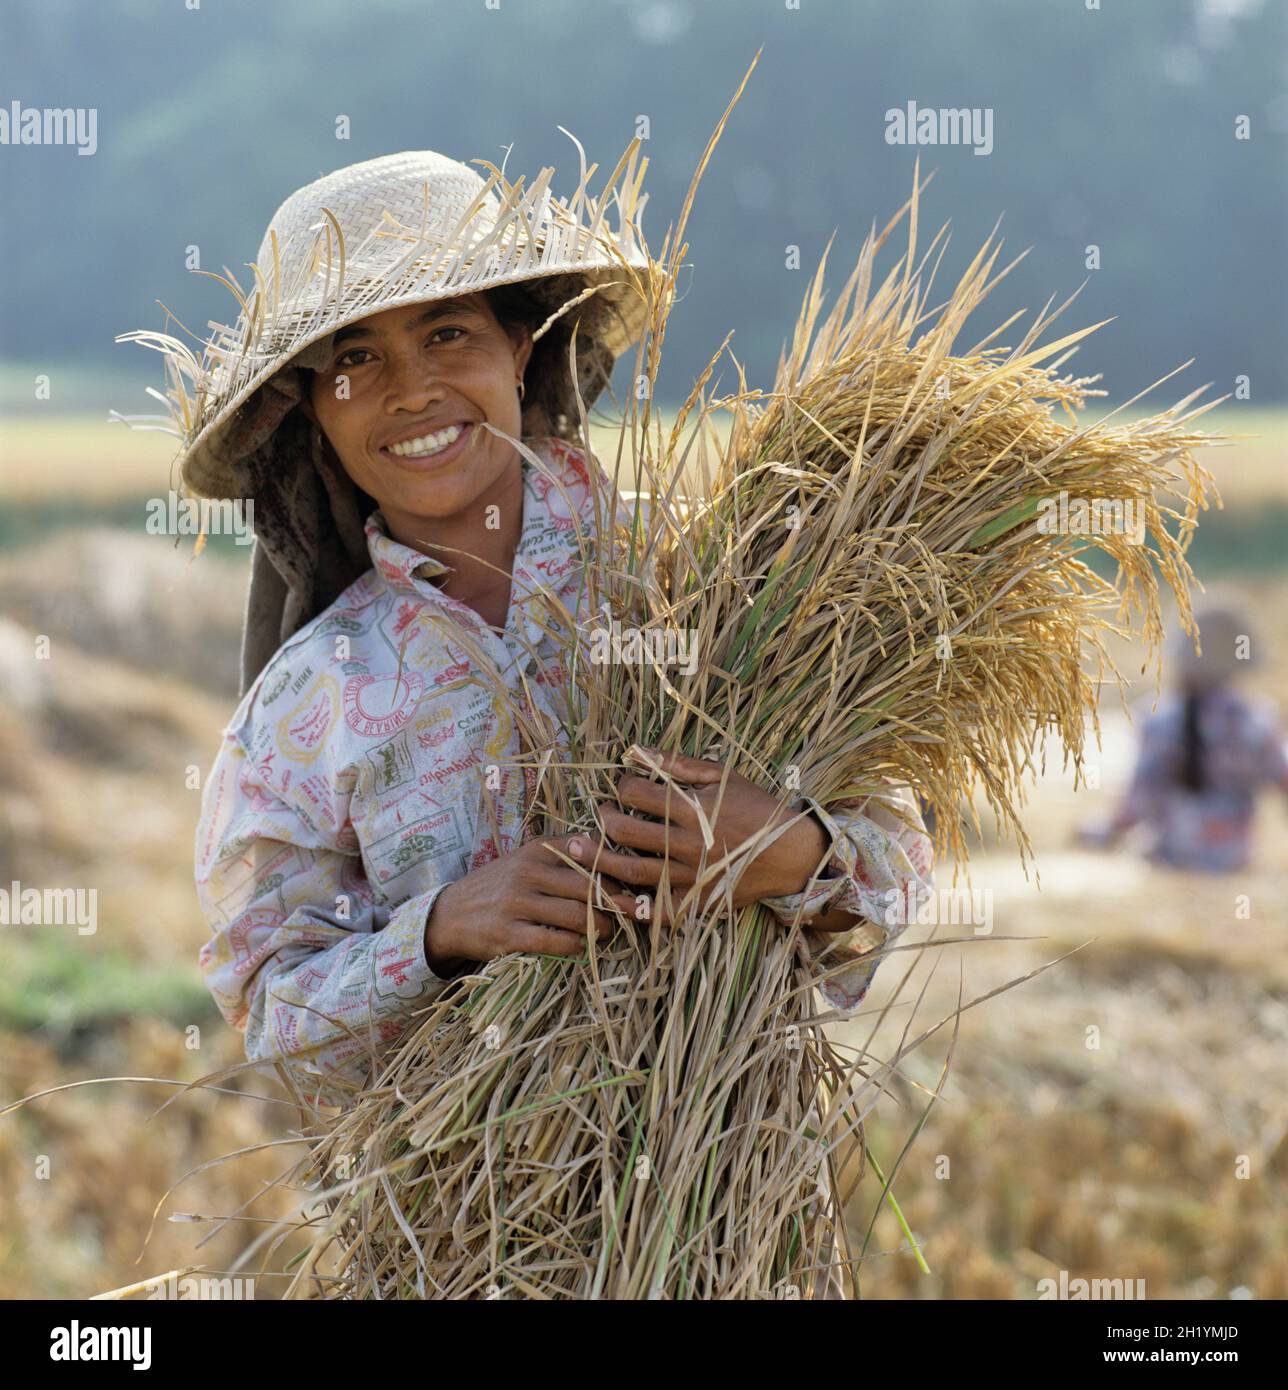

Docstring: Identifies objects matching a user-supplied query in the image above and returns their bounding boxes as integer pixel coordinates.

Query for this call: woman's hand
[567,747,831,926]
[423,832,640,973]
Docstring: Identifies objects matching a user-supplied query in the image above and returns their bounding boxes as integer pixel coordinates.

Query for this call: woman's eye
[333,326,465,367]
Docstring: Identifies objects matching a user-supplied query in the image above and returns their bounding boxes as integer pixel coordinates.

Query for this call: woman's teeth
[387,423,468,458]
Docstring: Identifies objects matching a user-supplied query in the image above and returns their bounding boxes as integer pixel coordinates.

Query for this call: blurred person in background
[1078,603,1288,872]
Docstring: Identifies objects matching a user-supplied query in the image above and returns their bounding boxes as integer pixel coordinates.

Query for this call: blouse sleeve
[195,730,458,1106]
[760,783,935,1014]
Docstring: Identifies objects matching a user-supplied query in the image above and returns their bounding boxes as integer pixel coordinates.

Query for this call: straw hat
[114,138,664,694]
[119,141,659,498]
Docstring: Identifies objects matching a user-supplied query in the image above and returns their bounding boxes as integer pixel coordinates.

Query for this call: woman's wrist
[424,882,467,976]
[760,799,834,898]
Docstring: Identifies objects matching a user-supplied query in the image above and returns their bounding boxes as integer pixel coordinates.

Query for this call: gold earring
[516,379,526,402]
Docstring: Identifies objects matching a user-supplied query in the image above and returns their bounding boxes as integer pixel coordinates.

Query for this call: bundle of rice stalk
[278,155,1223,1300]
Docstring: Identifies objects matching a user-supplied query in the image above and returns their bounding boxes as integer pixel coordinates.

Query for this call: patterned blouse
[194,435,935,1102]
[1106,683,1288,871]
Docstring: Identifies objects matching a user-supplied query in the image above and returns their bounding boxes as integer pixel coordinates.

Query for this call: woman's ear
[509,323,535,381]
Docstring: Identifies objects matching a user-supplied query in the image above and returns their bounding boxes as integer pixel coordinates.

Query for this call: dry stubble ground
[0,409,1283,1298]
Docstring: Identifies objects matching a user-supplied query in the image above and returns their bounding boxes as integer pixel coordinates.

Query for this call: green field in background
[3,406,1285,571]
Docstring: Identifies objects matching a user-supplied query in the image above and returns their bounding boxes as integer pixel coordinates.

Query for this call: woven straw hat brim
[185,261,650,500]
[115,140,664,501]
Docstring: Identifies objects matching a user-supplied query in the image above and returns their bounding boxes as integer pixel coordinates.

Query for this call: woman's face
[307,293,533,534]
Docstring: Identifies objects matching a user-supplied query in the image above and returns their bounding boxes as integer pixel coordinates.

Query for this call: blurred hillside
[2,0,1285,423]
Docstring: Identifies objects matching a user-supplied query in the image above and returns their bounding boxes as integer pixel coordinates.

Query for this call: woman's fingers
[592,803,704,860]
[509,923,597,957]
[533,863,637,917]
[523,893,616,941]
[614,775,704,828]
[625,746,728,786]
[569,833,700,894]
[573,834,663,886]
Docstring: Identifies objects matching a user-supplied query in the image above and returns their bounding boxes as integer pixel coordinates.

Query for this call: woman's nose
[382,349,445,412]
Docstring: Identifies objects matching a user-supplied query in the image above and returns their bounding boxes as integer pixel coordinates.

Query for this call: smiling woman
[162,144,918,1051]
[298,283,634,627]
[300,293,536,624]
[321,300,525,491]
[115,139,935,1301]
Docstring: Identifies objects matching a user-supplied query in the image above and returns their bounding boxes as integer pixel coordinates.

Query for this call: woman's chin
[384,471,504,524]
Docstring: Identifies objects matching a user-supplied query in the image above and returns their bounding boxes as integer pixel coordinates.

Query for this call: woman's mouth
[382,421,475,466]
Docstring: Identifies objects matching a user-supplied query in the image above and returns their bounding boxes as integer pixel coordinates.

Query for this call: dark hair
[482,278,619,441]
[1177,688,1208,794]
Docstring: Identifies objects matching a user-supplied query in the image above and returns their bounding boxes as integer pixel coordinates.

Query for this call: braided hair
[1177,687,1208,795]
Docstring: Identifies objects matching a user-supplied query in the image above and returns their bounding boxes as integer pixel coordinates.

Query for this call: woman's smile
[381,419,477,469]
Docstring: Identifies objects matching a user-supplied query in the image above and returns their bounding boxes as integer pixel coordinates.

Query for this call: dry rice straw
[245,63,1224,1300]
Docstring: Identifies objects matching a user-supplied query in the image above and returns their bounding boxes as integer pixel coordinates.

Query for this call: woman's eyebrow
[332,302,479,348]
